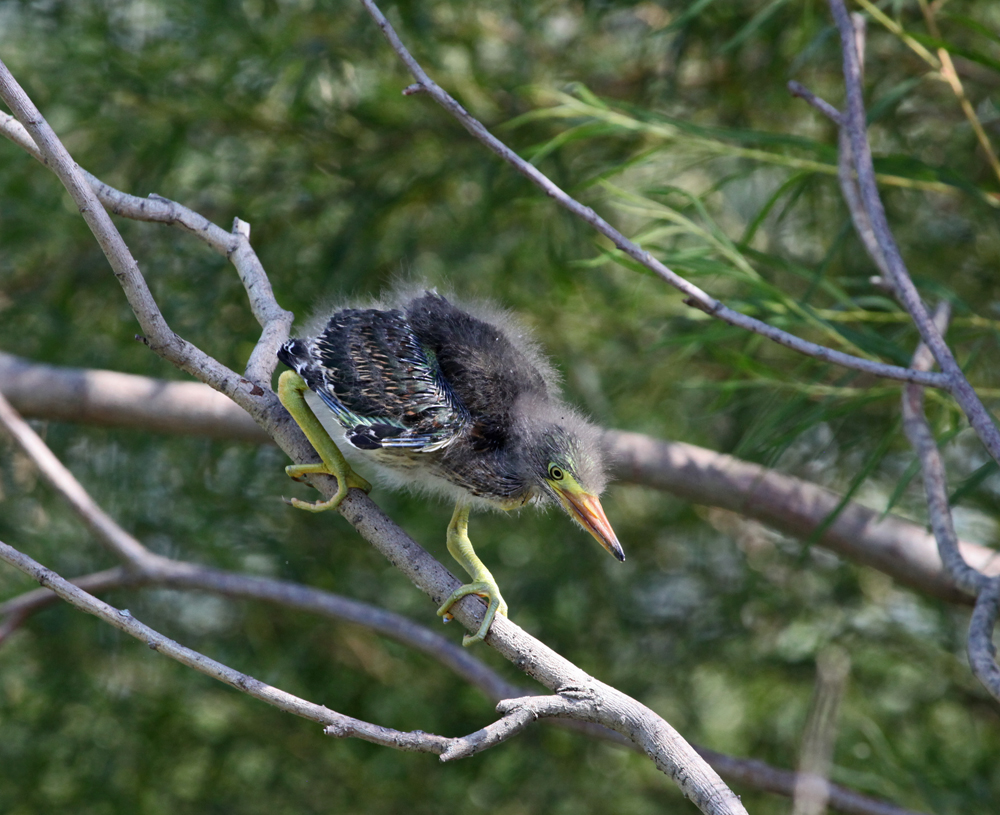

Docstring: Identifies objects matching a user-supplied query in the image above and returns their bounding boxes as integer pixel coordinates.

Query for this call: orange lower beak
[558,489,625,562]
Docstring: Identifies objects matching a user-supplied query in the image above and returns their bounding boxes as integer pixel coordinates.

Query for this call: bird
[276,288,623,645]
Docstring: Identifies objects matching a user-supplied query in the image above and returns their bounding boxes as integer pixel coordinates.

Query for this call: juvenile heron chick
[277,290,623,645]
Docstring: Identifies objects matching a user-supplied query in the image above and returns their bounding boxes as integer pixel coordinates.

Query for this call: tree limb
[828,0,1000,466]
[3,351,996,604]
[0,388,924,815]
[356,0,946,389]
[0,58,748,815]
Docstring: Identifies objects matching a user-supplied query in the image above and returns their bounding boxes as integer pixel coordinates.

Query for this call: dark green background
[2,1,1000,812]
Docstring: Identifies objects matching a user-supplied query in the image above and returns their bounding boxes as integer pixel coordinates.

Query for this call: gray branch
[899,301,999,701]
[0,112,291,389]
[3,351,997,604]
[0,59,746,815]
[827,0,1000,465]
[900,303,987,596]
[356,0,946,389]
[0,15,967,811]
[968,577,1000,702]
[0,451,924,815]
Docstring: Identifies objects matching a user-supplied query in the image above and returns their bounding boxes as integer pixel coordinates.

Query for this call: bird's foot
[278,370,373,512]
[437,581,508,647]
[284,462,372,512]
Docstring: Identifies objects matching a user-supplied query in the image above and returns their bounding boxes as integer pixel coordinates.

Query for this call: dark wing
[278,308,469,452]
[405,291,549,453]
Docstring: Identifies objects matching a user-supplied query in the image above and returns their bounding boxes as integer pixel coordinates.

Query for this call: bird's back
[279,291,554,458]
[405,292,550,451]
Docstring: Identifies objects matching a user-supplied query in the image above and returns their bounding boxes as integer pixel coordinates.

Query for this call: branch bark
[4,352,995,604]
[0,57,747,815]
[0,380,923,815]
[827,0,1000,466]
[356,0,946,390]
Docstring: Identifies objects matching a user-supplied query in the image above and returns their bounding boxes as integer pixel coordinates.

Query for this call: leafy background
[2,1,1000,813]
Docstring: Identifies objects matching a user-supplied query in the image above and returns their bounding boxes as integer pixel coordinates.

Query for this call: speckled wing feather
[278,307,469,452]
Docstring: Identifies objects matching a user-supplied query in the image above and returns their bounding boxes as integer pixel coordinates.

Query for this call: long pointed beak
[557,488,625,562]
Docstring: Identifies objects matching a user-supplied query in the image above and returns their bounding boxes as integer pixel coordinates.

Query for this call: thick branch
[3,353,996,603]
[0,354,929,814]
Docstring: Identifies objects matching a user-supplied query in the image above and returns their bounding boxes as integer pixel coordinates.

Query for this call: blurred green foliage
[2,0,1000,813]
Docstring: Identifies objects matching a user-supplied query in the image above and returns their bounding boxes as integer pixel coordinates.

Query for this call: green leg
[277,370,371,512]
[437,502,508,646]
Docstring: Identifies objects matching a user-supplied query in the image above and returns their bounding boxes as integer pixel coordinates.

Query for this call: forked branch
[0,54,747,815]
[357,0,945,390]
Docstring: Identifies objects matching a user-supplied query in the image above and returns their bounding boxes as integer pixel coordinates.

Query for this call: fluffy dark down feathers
[278,289,607,510]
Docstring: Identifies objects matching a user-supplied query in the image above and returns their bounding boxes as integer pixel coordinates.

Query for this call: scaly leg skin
[437,502,508,646]
[277,370,371,512]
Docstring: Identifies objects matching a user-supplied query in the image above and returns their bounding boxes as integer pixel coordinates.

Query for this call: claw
[437,580,508,646]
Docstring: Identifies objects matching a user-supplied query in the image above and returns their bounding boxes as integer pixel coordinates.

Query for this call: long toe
[437,580,508,646]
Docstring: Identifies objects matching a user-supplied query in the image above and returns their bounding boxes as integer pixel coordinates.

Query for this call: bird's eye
[548,465,564,481]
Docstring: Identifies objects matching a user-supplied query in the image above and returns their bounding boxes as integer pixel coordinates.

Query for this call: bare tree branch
[792,648,851,815]
[0,9,974,810]
[698,746,921,815]
[0,557,927,815]
[900,300,1000,701]
[0,389,154,567]
[0,541,420,734]
[901,303,988,596]
[3,352,997,603]
[968,577,1000,702]
[0,112,292,388]
[828,0,1000,465]
[606,430,997,602]
[787,80,843,125]
[0,540,544,761]
[355,0,946,389]
[0,64,750,814]
[0,393,926,815]
[0,79,289,459]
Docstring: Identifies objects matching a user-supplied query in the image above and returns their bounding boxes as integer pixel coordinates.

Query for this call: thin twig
[900,301,986,596]
[968,577,1000,702]
[356,0,944,389]
[899,298,1000,700]
[829,0,1000,466]
[0,77,284,425]
[787,81,843,125]
[0,112,292,389]
[0,558,518,701]
[0,389,154,567]
[0,541,511,758]
[825,19,892,284]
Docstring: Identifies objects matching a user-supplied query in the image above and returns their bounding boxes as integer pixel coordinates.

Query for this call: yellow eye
[548,465,564,481]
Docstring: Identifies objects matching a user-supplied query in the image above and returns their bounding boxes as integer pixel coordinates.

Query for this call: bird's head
[514,399,625,562]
